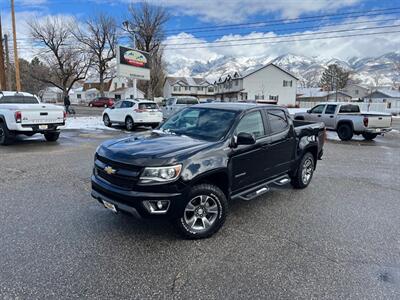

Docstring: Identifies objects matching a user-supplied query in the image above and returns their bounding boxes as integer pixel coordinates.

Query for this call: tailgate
[20,106,64,125]
[364,115,392,128]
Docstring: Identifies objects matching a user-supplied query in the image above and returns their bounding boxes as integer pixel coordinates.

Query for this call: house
[40,86,64,103]
[340,84,370,100]
[163,76,215,100]
[109,87,145,100]
[365,88,400,107]
[296,87,352,102]
[214,63,298,106]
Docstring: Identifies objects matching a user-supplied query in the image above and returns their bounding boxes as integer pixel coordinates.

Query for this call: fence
[297,101,400,115]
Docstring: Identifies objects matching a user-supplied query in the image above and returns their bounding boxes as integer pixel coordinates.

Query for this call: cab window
[235,111,265,139]
[310,105,325,114]
[267,110,288,134]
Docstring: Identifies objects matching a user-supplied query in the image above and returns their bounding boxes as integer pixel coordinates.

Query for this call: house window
[122,83,125,89]
[283,80,292,87]
[77,94,81,99]
[208,87,214,93]
[173,86,179,92]
[355,90,359,95]
[235,80,238,86]
[114,83,117,90]
[130,95,134,99]
[255,95,264,100]
[269,95,279,101]
[185,86,189,91]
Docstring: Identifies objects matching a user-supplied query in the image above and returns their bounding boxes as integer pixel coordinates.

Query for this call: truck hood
[97,132,214,166]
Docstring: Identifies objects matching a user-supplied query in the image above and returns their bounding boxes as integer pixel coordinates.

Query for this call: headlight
[139,164,182,184]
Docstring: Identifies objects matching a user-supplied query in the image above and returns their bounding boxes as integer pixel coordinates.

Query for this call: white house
[109,87,145,100]
[296,87,352,102]
[364,89,400,113]
[214,63,298,106]
[340,84,370,100]
[163,76,215,100]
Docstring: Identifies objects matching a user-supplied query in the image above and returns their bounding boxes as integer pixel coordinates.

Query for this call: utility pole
[0,14,7,90]
[4,34,11,90]
[11,0,21,91]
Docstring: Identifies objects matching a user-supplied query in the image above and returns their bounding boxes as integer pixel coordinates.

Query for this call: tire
[0,122,15,145]
[291,152,315,189]
[103,114,111,127]
[337,123,353,141]
[174,184,228,239]
[362,132,378,141]
[125,116,134,131]
[44,132,60,142]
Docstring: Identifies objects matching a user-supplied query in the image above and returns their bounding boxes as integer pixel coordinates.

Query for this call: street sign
[116,45,150,80]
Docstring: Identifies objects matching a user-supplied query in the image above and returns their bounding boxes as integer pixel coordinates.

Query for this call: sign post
[116,45,150,98]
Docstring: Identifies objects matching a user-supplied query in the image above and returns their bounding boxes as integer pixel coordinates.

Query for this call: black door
[230,111,268,192]
[263,109,296,178]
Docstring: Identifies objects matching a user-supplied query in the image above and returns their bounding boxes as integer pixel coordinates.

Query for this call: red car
[88,97,115,108]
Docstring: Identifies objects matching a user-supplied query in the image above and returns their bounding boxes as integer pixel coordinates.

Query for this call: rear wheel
[362,132,378,140]
[103,114,111,127]
[125,116,134,131]
[291,152,315,189]
[44,132,60,142]
[337,123,353,141]
[0,122,15,145]
[174,184,227,239]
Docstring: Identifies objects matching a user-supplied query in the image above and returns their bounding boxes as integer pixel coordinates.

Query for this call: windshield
[0,95,39,104]
[159,107,237,141]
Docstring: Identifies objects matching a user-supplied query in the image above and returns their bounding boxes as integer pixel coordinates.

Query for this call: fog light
[144,200,170,214]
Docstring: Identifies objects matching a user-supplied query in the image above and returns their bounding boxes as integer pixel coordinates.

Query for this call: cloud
[163,16,400,66]
[130,0,361,22]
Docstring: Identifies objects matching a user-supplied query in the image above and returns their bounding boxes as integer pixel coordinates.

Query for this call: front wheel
[44,132,60,142]
[0,122,15,145]
[103,114,111,127]
[362,132,378,140]
[291,152,315,189]
[174,184,227,239]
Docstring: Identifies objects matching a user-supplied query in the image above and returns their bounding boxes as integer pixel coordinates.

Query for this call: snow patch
[61,117,117,131]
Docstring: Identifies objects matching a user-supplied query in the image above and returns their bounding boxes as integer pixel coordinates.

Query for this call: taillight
[63,111,67,121]
[15,111,22,123]
[363,117,368,127]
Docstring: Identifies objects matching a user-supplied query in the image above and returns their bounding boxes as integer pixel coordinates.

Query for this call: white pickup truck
[0,91,65,145]
[294,102,392,141]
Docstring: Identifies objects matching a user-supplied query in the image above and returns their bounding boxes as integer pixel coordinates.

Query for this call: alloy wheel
[301,157,314,185]
[183,195,219,232]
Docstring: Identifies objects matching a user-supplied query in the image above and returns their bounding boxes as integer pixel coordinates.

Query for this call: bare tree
[29,16,91,97]
[73,13,118,96]
[125,1,170,98]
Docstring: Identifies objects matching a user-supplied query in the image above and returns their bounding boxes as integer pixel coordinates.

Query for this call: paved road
[0,129,399,299]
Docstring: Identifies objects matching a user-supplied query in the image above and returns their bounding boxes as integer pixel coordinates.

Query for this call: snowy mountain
[166,52,400,87]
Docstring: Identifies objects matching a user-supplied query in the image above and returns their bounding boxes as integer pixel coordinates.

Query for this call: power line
[164,6,400,33]
[164,29,400,50]
[164,24,400,46]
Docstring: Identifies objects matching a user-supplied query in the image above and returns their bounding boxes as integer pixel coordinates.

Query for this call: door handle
[318,115,321,117]
[329,116,334,118]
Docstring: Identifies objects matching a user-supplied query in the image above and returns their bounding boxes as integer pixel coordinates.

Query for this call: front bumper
[91,175,188,219]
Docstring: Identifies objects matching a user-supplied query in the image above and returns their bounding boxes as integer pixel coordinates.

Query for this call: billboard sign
[116,45,150,80]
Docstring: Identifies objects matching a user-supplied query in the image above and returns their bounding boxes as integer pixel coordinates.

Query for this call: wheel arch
[189,169,230,199]
[336,120,354,131]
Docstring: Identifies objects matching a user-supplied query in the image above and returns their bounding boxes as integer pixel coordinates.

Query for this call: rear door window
[235,111,265,139]
[267,110,289,134]
[324,104,337,114]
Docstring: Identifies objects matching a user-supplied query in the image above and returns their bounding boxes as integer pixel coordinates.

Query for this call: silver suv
[161,97,199,119]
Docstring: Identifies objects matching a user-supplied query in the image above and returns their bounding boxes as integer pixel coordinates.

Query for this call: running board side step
[231,174,291,201]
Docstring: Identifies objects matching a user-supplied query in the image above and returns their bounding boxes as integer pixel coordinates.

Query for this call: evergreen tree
[319,64,350,91]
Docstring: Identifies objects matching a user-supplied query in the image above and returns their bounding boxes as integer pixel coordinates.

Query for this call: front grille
[95,155,143,190]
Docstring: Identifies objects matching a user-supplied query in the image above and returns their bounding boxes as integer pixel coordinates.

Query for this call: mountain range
[166,52,400,88]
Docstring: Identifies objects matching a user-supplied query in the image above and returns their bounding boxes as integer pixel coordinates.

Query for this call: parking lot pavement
[71,105,105,117]
[1,129,399,299]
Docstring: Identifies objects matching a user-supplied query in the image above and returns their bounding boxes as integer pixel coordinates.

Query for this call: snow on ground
[287,108,307,115]
[61,117,117,131]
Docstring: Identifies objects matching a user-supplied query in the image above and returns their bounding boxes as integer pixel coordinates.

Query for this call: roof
[194,102,280,112]
[0,91,35,97]
[243,63,299,80]
[297,88,352,98]
[165,76,211,87]
[370,89,400,98]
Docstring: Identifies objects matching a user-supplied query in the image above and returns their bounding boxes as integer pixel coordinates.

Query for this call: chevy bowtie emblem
[104,166,116,175]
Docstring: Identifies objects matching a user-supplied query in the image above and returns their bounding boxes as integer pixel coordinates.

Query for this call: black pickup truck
[91,103,325,239]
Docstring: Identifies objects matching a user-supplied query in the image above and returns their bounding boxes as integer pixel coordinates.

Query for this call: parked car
[92,103,325,239]
[102,99,163,130]
[294,102,392,141]
[89,97,115,108]
[161,96,199,119]
[0,91,65,145]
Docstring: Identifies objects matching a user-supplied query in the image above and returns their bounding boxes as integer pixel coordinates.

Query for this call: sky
[0,0,399,66]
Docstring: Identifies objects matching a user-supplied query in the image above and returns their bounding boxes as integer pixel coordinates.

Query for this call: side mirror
[236,132,256,146]
[306,109,311,113]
